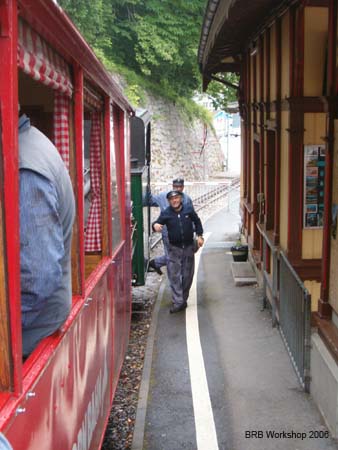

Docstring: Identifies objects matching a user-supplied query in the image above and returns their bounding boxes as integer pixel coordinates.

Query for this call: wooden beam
[0,0,21,392]
[0,106,13,391]
[274,18,282,244]
[318,0,337,318]
[72,65,85,294]
[287,5,305,262]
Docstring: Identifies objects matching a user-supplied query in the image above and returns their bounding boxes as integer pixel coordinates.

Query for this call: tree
[59,0,205,98]
[205,73,239,111]
[58,0,238,110]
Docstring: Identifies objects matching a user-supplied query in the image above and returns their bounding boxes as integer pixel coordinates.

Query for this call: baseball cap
[166,190,183,199]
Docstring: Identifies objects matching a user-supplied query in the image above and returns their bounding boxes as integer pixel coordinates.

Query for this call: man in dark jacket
[153,190,204,313]
[145,177,193,275]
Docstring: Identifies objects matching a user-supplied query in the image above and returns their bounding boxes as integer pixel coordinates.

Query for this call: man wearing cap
[152,190,204,313]
[146,178,193,275]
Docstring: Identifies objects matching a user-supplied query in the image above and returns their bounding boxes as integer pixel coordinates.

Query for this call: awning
[84,83,104,111]
[198,0,288,89]
[18,19,73,97]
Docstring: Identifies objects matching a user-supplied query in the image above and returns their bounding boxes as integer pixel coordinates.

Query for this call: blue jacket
[153,204,203,247]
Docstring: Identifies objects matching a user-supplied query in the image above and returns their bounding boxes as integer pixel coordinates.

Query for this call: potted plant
[231,238,248,262]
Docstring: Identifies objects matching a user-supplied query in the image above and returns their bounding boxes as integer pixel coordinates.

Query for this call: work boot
[170,303,187,314]
[148,259,163,275]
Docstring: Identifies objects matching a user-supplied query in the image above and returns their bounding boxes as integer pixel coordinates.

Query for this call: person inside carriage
[19,110,75,358]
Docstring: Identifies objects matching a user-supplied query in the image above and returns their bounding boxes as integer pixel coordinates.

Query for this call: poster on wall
[303,145,325,228]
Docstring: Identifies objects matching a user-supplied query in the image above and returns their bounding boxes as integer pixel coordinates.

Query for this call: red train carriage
[0,1,133,448]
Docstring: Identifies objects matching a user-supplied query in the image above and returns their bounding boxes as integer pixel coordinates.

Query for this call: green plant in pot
[230,238,248,262]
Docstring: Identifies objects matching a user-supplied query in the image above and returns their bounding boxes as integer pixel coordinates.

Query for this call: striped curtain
[53,93,70,170]
[85,112,102,252]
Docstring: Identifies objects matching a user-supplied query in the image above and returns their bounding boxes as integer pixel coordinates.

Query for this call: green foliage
[59,0,204,97]
[58,0,114,52]
[58,0,233,119]
[175,97,213,128]
[205,73,239,111]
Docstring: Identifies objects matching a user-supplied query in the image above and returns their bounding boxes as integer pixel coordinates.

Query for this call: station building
[199,0,338,436]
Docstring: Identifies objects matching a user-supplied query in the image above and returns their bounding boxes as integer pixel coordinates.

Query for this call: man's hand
[197,236,204,248]
[153,223,163,232]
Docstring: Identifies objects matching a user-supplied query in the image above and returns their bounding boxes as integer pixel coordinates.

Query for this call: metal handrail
[279,251,311,392]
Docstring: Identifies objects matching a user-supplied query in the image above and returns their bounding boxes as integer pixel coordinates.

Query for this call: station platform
[132,208,338,450]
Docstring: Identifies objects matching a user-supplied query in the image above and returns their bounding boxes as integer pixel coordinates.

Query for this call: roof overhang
[198,0,295,90]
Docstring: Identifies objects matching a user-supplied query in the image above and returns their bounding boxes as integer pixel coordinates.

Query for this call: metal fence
[279,251,311,392]
[261,237,279,328]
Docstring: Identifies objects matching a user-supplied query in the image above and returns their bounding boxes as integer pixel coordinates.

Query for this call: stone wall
[144,95,224,182]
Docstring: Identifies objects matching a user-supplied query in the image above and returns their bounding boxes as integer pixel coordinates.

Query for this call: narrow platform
[231,261,257,286]
[133,208,338,450]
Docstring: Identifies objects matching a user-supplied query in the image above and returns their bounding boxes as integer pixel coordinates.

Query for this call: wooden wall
[329,119,338,313]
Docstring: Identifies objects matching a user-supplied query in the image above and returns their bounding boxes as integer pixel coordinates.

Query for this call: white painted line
[186,232,219,450]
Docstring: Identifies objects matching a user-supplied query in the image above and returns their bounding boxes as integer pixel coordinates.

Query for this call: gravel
[101,249,163,450]
[101,192,240,449]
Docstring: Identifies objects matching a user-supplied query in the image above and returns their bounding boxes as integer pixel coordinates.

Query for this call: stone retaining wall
[145,94,224,182]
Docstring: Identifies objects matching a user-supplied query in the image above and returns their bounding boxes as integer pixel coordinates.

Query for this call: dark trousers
[167,243,195,306]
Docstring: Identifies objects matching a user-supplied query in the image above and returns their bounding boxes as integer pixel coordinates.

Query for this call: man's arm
[190,209,203,236]
[183,193,193,208]
[20,170,64,326]
[190,209,204,248]
[152,210,167,233]
[144,187,160,207]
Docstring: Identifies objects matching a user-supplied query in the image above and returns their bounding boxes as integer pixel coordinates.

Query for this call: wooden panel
[281,12,290,99]
[0,111,12,390]
[101,109,109,256]
[257,44,261,101]
[250,54,255,102]
[0,207,12,390]
[263,33,268,103]
[304,280,321,311]
[302,229,323,259]
[329,119,338,313]
[69,103,81,296]
[304,7,328,96]
[250,122,255,204]
[304,113,327,144]
[279,111,290,251]
[84,254,102,279]
[270,23,277,102]
[265,131,276,230]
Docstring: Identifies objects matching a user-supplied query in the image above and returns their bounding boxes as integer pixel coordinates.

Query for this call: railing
[279,251,311,392]
[260,228,279,327]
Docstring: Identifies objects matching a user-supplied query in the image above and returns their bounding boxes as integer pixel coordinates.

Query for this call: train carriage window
[17,20,79,358]
[111,107,122,251]
[84,84,108,278]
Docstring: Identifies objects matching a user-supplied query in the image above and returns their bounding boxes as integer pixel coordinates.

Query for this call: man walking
[146,178,193,274]
[152,190,204,313]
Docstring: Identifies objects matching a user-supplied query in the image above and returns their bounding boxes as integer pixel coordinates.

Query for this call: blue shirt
[19,115,65,330]
[20,170,64,328]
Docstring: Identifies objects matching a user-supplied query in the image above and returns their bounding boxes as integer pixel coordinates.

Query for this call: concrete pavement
[133,207,338,450]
